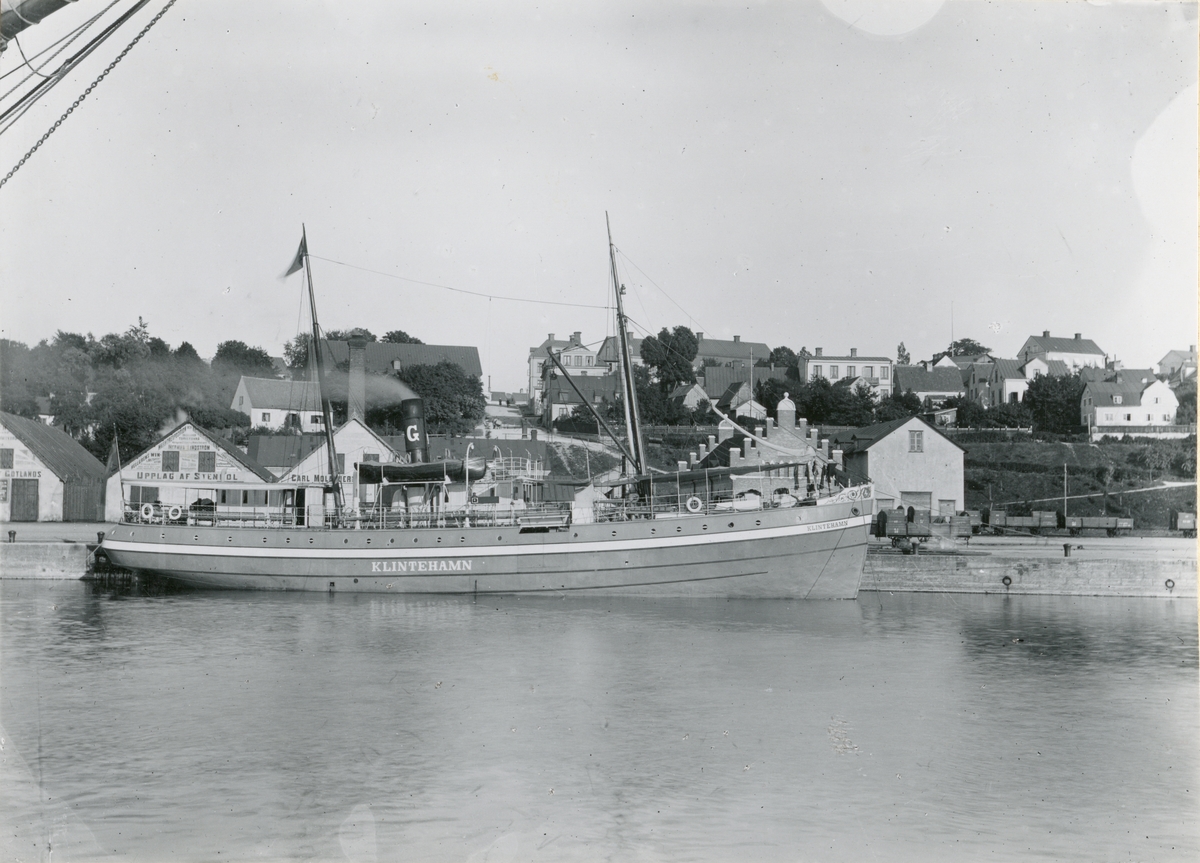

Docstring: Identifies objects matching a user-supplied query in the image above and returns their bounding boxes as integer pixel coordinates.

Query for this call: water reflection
[1,583,1195,862]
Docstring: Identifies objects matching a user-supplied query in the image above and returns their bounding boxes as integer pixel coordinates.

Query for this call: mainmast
[607,213,646,476]
[300,225,344,519]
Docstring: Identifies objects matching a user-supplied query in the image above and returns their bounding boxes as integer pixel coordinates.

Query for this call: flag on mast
[106,432,121,474]
[282,232,307,278]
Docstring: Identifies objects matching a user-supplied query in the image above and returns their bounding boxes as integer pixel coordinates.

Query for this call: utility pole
[1063,463,1067,517]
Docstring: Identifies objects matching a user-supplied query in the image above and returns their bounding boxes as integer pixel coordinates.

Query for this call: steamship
[99,220,872,598]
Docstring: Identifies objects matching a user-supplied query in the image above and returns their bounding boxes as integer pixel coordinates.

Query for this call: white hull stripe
[104,514,872,561]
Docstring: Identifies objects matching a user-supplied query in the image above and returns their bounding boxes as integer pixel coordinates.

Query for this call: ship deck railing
[120,482,866,531]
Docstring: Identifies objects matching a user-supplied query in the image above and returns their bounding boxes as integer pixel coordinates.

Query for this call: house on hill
[798,348,893,397]
[541,372,621,424]
[715,381,766,421]
[1157,346,1197,386]
[232,376,325,432]
[892,366,965,406]
[1018,331,1105,370]
[693,334,770,370]
[0,412,107,522]
[529,332,600,413]
[1081,378,1187,440]
[832,416,964,516]
[104,421,276,522]
[596,332,645,374]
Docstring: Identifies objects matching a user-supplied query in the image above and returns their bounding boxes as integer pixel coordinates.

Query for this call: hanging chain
[0,0,180,190]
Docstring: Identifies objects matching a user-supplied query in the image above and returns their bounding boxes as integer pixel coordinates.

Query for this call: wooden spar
[544,346,638,467]
[302,225,344,519]
[607,213,646,476]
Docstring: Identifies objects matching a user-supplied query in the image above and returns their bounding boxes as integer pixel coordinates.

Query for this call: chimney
[1074,333,1081,340]
[850,348,858,358]
[348,337,368,423]
[697,333,703,341]
[815,347,823,357]
[733,335,741,343]
[1043,330,1050,338]
[548,333,555,342]
[573,331,582,344]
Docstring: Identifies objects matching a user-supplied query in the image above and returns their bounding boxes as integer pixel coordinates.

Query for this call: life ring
[470,494,480,504]
[167,505,183,521]
[1001,575,1012,587]
[686,496,703,513]
[1165,578,1175,591]
[140,503,155,520]
[861,487,872,499]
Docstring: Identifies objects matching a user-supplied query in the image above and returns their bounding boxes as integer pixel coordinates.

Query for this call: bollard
[7,530,14,543]
[1063,543,1071,558]
[97,531,106,544]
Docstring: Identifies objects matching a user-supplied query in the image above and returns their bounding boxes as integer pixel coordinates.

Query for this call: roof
[1045,359,1070,376]
[246,433,325,468]
[1023,334,1104,356]
[990,358,1025,381]
[596,335,644,364]
[237,377,323,411]
[893,366,966,395]
[832,415,964,454]
[0,412,107,482]
[694,336,770,364]
[808,352,892,362]
[324,341,483,378]
[1079,367,1157,385]
[1082,380,1156,407]
[947,353,993,369]
[716,381,750,410]
[699,365,749,398]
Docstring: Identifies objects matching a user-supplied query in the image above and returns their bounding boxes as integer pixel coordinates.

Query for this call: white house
[277,419,402,518]
[834,416,964,516]
[1081,378,1186,440]
[1,412,107,522]
[104,421,276,522]
[1018,331,1105,371]
[528,332,600,413]
[231,376,325,433]
[798,348,893,397]
[892,366,965,406]
[1158,346,1197,384]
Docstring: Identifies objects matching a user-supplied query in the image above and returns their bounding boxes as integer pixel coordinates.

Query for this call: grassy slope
[961,437,1196,527]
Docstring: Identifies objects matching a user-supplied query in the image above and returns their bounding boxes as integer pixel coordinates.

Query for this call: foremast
[607,213,646,476]
[299,225,344,520]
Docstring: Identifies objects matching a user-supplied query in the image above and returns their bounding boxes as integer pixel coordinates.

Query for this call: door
[10,478,39,521]
[294,488,306,527]
[938,499,957,517]
[900,491,932,514]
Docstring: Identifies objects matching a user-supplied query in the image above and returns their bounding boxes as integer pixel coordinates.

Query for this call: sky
[1,0,1196,392]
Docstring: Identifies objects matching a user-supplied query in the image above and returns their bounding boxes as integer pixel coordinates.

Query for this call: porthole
[497,535,503,541]
[755,520,761,526]
[437,537,442,543]
[676,526,682,533]
[702,524,708,531]
[263,537,268,543]
[227,536,233,543]
[366,538,371,545]
[160,533,166,540]
[413,537,419,543]
[309,538,314,544]
[285,537,291,544]
[573,532,578,538]
[354,578,359,584]
[193,535,199,541]
[460,537,465,543]
[389,538,395,544]
[612,530,618,537]
[343,538,349,544]
[651,528,656,534]
[728,522,734,528]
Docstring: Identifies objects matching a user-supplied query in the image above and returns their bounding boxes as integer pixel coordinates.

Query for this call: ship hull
[101,502,870,599]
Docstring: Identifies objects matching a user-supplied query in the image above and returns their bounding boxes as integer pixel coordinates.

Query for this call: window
[0,448,11,469]
[1009,393,1018,404]
[311,414,323,424]
[1124,414,1132,422]
[847,366,856,378]
[261,412,271,423]
[880,367,889,379]
[337,454,346,474]
[1147,414,1153,422]
[242,489,268,506]
[198,451,216,473]
[1164,414,1172,422]
[131,486,159,504]
[1104,413,1113,421]
[1112,395,1122,405]
[161,451,180,472]
[909,430,924,452]
[363,452,380,462]
[586,355,594,366]
[811,365,823,379]
[1154,397,1160,404]
[830,365,839,379]
[0,479,6,502]
[863,366,873,377]
[238,396,244,406]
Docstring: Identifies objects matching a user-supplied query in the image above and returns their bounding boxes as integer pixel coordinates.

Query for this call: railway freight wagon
[875,508,972,545]
[1062,516,1135,537]
[1170,511,1196,537]
[985,510,1058,535]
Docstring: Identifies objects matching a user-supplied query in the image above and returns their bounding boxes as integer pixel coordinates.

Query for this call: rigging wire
[307,254,610,310]
[615,247,710,335]
[0,0,175,190]
[0,0,120,106]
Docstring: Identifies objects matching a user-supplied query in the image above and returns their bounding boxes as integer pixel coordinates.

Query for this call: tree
[325,328,376,342]
[382,330,423,344]
[1022,372,1084,434]
[755,378,793,419]
[896,342,911,365]
[876,389,921,421]
[173,342,204,365]
[640,326,699,393]
[829,380,877,427]
[933,338,991,364]
[799,377,835,424]
[211,340,276,376]
[283,333,312,371]
[373,361,486,435]
[944,395,986,428]
[768,346,798,373]
[1174,379,1196,425]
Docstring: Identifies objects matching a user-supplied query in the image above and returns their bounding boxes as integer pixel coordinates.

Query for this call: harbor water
[1,581,1196,862]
